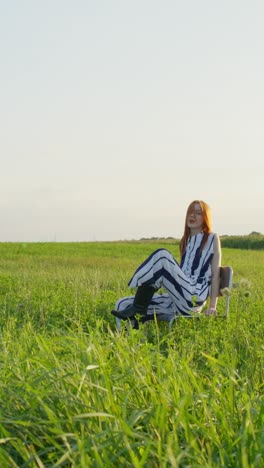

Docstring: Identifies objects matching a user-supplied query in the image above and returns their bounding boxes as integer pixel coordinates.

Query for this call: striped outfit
[115,232,216,318]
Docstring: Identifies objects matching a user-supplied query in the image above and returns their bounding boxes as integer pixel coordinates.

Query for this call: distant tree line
[220,232,264,250]
[139,233,264,250]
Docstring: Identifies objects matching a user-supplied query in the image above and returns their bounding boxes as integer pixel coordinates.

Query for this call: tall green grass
[0,242,263,466]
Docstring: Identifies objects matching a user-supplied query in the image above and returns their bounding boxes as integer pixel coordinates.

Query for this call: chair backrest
[218,266,233,317]
[219,266,233,296]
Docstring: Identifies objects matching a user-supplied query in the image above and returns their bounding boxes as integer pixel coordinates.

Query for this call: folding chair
[115,266,233,331]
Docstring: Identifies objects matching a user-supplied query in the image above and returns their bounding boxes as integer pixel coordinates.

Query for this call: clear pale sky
[1,1,264,241]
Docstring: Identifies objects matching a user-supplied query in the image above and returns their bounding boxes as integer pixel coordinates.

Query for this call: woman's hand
[204,307,218,316]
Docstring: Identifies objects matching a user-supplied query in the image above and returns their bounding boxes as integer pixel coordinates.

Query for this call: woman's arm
[204,234,222,316]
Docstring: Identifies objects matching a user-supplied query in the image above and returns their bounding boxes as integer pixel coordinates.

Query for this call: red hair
[179,200,213,258]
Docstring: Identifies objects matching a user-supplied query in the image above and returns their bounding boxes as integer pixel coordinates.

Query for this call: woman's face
[187,203,204,233]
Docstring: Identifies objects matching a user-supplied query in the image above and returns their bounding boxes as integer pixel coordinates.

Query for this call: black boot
[111,285,156,320]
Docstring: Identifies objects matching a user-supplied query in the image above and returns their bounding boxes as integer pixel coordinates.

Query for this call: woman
[111,200,221,323]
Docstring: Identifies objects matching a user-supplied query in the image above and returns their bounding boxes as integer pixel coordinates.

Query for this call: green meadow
[0,241,263,467]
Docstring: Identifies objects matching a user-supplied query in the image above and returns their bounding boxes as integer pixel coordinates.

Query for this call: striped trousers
[115,248,210,317]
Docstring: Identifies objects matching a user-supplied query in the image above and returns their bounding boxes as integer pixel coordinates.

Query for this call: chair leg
[115,317,122,331]
[169,316,176,331]
[225,296,231,318]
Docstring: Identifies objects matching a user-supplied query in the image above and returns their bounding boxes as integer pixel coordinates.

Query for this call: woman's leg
[129,248,203,315]
[115,293,176,317]
[112,249,198,319]
[111,284,157,319]
[114,293,176,327]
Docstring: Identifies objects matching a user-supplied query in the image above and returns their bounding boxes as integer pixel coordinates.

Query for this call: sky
[1,0,264,241]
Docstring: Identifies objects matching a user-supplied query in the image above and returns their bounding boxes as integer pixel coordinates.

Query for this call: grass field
[0,242,263,467]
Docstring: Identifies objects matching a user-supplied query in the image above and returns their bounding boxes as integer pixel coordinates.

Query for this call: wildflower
[239,278,251,289]
[220,287,231,297]
[244,291,251,298]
